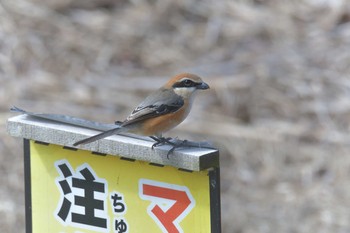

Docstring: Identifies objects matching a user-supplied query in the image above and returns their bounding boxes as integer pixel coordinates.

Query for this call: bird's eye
[183,79,193,86]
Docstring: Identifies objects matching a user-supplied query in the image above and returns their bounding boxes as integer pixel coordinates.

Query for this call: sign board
[24,139,220,233]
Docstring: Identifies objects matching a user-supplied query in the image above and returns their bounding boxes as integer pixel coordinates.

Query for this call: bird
[73,73,209,150]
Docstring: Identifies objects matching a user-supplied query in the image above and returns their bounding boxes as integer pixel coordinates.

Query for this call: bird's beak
[197,82,210,90]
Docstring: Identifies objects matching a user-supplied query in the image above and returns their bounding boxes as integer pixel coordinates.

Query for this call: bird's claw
[150,136,190,159]
[150,136,175,149]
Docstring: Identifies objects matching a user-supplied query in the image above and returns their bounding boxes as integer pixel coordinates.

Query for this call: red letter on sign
[139,179,195,233]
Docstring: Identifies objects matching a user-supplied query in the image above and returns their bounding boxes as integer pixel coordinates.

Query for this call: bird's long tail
[73,127,126,146]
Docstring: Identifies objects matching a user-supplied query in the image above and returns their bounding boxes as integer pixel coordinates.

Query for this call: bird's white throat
[173,87,197,99]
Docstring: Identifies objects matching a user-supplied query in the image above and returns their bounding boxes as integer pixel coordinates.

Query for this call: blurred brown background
[2,0,350,232]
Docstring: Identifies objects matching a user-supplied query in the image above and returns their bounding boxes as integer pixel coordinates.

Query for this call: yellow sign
[28,140,213,233]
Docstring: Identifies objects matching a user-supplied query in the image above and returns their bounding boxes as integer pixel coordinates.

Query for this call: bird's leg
[150,136,175,149]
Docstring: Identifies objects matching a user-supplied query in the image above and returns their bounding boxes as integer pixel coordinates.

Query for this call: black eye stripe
[172,79,198,88]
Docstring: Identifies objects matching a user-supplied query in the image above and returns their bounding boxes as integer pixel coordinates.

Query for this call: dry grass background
[1,0,350,232]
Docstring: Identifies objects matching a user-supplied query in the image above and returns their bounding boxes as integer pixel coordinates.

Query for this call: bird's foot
[150,136,175,149]
[150,136,191,159]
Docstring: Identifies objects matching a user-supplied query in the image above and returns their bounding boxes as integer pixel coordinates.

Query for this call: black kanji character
[55,161,108,230]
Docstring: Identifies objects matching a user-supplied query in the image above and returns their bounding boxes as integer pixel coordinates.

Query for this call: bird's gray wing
[122,89,184,126]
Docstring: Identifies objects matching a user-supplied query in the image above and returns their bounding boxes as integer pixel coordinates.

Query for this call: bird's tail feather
[73,127,125,146]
